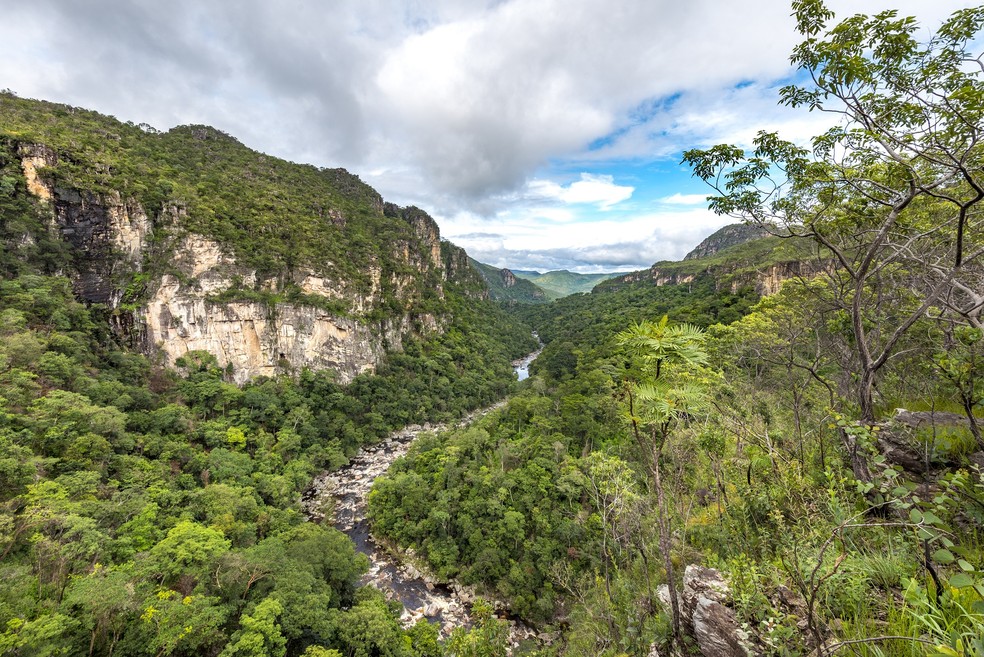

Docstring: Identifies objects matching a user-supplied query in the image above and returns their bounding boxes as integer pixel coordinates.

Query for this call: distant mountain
[468,258,550,304]
[513,269,619,297]
[683,223,771,260]
[596,230,818,297]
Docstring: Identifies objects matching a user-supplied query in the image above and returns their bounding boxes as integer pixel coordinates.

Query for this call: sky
[0,1,977,273]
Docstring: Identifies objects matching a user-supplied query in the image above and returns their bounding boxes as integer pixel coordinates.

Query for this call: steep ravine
[302,348,544,646]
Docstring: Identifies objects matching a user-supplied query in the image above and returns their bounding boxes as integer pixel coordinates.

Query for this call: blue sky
[1,0,978,272]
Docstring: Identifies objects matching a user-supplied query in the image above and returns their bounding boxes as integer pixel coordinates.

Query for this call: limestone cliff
[608,258,828,296]
[18,143,153,304]
[138,233,441,383]
[10,121,467,383]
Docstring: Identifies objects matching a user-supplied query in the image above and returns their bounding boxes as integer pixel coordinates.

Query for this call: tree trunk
[651,443,682,644]
[858,367,876,424]
[840,426,873,484]
[961,394,984,451]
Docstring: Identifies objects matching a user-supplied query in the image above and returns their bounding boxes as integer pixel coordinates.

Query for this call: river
[301,347,541,646]
[512,332,543,382]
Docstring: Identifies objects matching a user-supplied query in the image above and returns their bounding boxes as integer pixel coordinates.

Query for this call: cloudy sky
[1,1,976,272]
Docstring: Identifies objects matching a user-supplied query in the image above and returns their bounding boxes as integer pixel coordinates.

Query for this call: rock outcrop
[684,224,771,260]
[18,144,153,304]
[658,566,756,657]
[17,143,457,383]
[607,257,831,297]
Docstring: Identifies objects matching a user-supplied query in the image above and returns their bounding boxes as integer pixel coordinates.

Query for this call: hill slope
[0,93,502,382]
[467,257,550,304]
[512,269,618,297]
[596,231,819,296]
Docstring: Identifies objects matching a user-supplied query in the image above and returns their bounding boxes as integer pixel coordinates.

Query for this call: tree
[335,588,407,657]
[219,598,287,657]
[444,599,509,657]
[582,452,640,600]
[683,2,984,433]
[935,325,984,449]
[617,316,712,645]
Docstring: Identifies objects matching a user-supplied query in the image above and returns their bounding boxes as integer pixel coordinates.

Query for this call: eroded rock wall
[19,144,153,304]
[19,145,447,383]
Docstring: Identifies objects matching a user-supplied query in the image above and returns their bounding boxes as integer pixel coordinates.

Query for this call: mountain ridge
[0,93,500,382]
[512,269,619,297]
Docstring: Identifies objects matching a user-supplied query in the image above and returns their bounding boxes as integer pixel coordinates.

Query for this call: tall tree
[617,316,711,645]
[684,2,984,433]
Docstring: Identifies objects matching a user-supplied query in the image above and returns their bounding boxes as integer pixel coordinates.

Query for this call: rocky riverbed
[302,400,539,646]
[512,333,542,382]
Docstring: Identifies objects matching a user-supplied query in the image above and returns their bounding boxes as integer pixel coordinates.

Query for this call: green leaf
[949,573,974,588]
[933,549,955,564]
[957,559,975,572]
[909,508,923,524]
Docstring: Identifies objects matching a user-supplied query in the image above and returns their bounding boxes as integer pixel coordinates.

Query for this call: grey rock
[693,597,750,657]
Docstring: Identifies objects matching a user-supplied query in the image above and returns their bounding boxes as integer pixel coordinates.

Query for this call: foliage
[511,269,619,299]
[0,204,533,655]
[0,93,485,323]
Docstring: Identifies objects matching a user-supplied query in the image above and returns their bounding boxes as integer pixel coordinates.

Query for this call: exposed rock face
[18,145,452,383]
[398,205,444,272]
[19,145,153,304]
[18,143,56,200]
[146,287,380,384]
[682,567,752,657]
[140,232,444,384]
[684,224,771,260]
[740,260,831,296]
[611,259,829,297]
[659,566,756,657]
[500,268,518,287]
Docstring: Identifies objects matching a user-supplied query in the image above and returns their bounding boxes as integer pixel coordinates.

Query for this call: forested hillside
[0,95,538,655]
[3,2,984,657]
[368,5,984,657]
[468,258,550,304]
[511,270,619,298]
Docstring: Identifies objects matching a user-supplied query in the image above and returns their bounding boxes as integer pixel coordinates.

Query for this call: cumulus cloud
[1,0,977,270]
[660,193,710,205]
[528,174,633,209]
[446,207,732,272]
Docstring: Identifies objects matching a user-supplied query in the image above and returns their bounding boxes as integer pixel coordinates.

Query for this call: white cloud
[660,193,709,206]
[528,174,633,209]
[1,0,979,271]
[443,205,733,272]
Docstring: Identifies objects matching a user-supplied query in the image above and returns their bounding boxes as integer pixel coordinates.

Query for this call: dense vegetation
[0,85,537,656]
[368,4,984,656]
[0,261,536,656]
[511,270,618,299]
[0,93,453,317]
[3,2,984,657]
